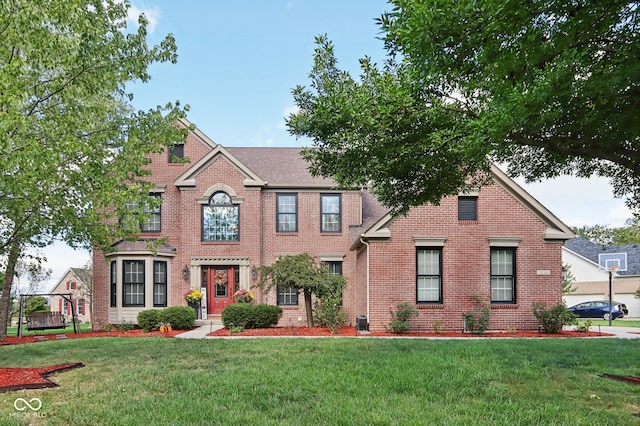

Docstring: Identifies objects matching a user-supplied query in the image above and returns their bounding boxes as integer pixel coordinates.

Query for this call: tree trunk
[304,289,314,328]
[0,241,21,336]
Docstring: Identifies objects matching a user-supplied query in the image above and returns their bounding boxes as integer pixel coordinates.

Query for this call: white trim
[320,253,345,262]
[488,237,521,247]
[413,237,447,247]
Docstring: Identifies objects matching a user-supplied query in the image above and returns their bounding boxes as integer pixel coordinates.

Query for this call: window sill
[279,306,300,310]
[491,303,518,309]
[417,304,444,309]
[458,220,478,224]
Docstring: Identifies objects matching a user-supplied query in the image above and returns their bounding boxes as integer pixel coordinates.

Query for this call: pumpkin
[159,324,172,333]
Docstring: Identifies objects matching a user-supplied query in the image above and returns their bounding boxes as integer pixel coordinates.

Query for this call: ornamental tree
[288,1,640,216]
[0,0,188,334]
[254,253,347,327]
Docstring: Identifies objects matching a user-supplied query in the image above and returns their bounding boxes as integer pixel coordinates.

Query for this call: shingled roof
[226,147,335,188]
[565,237,640,276]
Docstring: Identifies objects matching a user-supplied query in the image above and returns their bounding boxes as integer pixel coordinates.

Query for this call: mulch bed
[0,329,187,393]
[0,363,84,393]
[208,326,614,338]
[600,374,640,386]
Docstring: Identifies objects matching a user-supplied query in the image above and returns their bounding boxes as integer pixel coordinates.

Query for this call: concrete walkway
[175,320,224,339]
[176,321,640,340]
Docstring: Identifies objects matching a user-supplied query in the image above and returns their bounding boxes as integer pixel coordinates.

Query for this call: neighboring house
[49,267,92,324]
[92,119,574,332]
[563,237,640,317]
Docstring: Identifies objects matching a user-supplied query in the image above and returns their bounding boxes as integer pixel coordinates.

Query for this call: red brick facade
[92,120,574,331]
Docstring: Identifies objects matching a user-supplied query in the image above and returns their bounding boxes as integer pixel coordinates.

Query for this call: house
[563,237,640,317]
[49,267,92,324]
[92,119,574,332]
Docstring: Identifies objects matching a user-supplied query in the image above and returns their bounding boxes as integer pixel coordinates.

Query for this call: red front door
[205,266,236,315]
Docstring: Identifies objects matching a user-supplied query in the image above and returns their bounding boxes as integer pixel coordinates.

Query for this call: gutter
[360,236,370,322]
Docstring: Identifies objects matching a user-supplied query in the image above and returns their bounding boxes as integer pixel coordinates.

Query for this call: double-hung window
[325,261,342,275]
[123,260,145,307]
[277,193,297,232]
[416,248,442,303]
[141,195,161,232]
[491,248,516,303]
[321,194,341,232]
[202,192,239,241]
[122,195,161,232]
[277,286,298,306]
[110,261,117,307]
[153,261,167,307]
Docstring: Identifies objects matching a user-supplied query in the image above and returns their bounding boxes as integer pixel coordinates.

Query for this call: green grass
[1,337,640,425]
[4,322,92,337]
[576,318,640,328]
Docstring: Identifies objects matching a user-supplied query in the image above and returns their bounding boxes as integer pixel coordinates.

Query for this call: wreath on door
[215,270,228,286]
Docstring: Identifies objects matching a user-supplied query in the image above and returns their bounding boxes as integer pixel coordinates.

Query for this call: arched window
[202,191,239,241]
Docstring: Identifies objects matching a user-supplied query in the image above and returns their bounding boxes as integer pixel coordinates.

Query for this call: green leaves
[0,0,188,255]
[289,1,640,214]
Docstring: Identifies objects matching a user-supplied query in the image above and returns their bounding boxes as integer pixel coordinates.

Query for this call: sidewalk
[175,320,223,339]
[583,325,640,339]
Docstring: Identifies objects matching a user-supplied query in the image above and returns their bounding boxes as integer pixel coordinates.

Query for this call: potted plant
[234,288,255,304]
[184,289,203,318]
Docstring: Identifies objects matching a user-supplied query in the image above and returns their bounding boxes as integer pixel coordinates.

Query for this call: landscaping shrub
[463,296,491,334]
[532,301,576,333]
[314,298,346,333]
[387,301,418,334]
[221,304,282,330]
[137,310,162,332]
[160,306,196,330]
[252,304,283,328]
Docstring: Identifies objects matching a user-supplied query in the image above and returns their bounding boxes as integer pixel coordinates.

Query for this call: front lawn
[1,337,639,425]
[5,322,93,337]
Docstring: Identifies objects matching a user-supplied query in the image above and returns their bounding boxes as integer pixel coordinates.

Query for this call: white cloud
[38,243,91,292]
[278,104,300,129]
[127,3,159,33]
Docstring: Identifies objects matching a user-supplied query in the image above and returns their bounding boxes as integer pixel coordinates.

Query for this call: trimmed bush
[160,306,196,330]
[137,309,162,332]
[532,301,576,333]
[251,304,282,328]
[221,304,282,329]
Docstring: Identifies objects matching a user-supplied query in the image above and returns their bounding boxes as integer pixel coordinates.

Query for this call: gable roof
[178,117,218,150]
[174,145,265,188]
[48,267,91,293]
[353,164,575,249]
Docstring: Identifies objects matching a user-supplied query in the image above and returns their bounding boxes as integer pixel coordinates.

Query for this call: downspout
[360,236,370,322]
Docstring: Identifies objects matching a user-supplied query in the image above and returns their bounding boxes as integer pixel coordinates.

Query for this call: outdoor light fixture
[251,266,258,280]
[182,265,190,281]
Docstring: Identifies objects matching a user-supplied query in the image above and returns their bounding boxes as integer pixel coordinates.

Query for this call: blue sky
[39,0,631,288]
